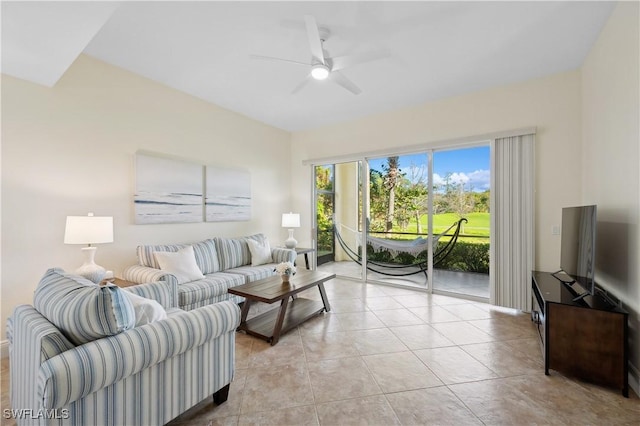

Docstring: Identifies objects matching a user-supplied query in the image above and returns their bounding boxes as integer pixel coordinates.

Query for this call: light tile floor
[2,278,638,425]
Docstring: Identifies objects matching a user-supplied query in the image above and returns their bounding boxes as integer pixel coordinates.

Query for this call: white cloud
[468,169,490,191]
[433,170,490,192]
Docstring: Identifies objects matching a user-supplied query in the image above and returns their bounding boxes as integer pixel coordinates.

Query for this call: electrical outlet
[552,225,560,235]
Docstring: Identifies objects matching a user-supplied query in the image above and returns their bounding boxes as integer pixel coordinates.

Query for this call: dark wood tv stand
[531,271,629,397]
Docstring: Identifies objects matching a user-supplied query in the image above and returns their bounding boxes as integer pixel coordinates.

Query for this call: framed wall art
[134,153,203,224]
[205,165,251,222]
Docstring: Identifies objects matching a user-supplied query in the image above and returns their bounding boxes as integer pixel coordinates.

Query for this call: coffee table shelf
[241,298,325,341]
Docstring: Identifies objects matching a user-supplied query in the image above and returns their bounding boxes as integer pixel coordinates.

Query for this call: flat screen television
[555,205,597,300]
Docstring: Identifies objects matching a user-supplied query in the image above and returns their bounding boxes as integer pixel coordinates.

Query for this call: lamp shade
[64,214,113,245]
[281,213,300,228]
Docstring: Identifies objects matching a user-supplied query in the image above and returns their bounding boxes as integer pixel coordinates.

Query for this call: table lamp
[282,212,300,249]
[64,213,114,283]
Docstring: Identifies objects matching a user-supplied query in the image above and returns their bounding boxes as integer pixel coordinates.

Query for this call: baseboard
[1,339,8,359]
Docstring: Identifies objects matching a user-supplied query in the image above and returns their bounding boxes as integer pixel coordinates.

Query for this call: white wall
[1,55,292,341]
[291,70,583,274]
[581,2,640,387]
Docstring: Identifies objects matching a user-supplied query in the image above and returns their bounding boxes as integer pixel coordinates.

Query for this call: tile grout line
[298,324,322,426]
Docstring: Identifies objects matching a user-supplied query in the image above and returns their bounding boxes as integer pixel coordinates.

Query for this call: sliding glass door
[315,161,363,280]
[315,144,490,300]
[431,146,490,298]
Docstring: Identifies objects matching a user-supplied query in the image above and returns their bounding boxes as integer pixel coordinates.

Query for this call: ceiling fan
[250,15,388,95]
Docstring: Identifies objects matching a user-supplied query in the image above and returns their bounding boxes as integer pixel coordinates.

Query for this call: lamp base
[75,246,106,283]
[284,229,298,249]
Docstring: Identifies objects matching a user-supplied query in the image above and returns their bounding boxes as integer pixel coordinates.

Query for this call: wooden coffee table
[228,270,334,345]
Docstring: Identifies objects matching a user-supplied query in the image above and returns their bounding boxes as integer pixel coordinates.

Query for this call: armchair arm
[8,306,77,416]
[271,247,296,264]
[8,305,76,363]
[38,301,241,409]
[122,265,178,286]
[124,280,178,309]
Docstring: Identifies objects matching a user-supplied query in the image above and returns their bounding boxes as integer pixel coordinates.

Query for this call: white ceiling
[2,1,615,132]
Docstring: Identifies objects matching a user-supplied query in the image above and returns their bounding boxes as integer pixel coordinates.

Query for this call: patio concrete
[317,261,489,300]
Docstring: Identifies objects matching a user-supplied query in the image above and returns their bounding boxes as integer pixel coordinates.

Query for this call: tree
[315,166,334,251]
[394,164,429,233]
[472,190,490,213]
[405,164,429,233]
[382,156,400,232]
[315,166,332,191]
[449,183,475,219]
[368,169,387,231]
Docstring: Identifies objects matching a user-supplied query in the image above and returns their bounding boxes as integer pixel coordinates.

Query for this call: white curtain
[490,133,535,311]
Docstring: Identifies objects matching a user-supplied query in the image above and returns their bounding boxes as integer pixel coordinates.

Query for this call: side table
[101,277,138,288]
[293,247,315,270]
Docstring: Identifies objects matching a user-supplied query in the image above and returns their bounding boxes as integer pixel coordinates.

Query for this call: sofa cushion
[247,237,273,266]
[177,272,245,308]
[33,268,135,346]
[137,239,220,274]
[154,246,206,284]
[225,264,277,283]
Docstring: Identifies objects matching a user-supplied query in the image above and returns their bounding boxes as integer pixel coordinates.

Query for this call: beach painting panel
[135,154,203,224]
[206,166,251,222]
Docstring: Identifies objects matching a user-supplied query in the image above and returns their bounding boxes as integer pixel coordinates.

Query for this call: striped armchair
[7,280,240,426]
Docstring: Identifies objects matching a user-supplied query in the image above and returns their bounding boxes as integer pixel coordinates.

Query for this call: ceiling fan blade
[329,50,390,72]
[249,54,311,67]
[330,71,362,95]
[304,15,325,64]
[291,76,311,94]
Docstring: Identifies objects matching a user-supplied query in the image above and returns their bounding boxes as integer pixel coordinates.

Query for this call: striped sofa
[7,273,240,426]
[122,234,297,310]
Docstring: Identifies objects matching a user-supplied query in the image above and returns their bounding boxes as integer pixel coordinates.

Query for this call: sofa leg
[213,384,230,405]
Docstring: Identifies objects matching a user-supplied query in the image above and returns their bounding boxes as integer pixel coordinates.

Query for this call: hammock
[367,235,435,257]
[335,218,467,278]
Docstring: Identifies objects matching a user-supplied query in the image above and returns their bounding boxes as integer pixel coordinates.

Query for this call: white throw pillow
[123,290,168,327]
[154,246,205,284]
[247,238,273,266]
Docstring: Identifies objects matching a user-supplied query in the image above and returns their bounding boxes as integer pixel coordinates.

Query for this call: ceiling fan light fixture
[311,63,330,80]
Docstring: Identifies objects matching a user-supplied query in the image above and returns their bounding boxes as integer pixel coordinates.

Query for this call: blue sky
[369,146,490,192]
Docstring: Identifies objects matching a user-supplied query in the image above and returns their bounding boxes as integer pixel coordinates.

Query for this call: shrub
[366,241,489,274]
[437,242,490,274]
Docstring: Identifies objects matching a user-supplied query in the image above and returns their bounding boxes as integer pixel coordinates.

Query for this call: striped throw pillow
[214,237,246,270]
[33,268,136,346]
[191,239,220,274]
[137,239,220,274]
[137,244,186,269]
[214,234,264,270]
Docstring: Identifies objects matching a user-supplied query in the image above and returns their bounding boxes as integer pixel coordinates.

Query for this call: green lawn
[387,212,490,242]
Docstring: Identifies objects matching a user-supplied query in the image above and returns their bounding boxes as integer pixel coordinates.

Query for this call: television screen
[560,205,597,297]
